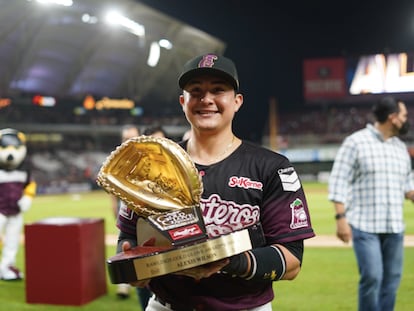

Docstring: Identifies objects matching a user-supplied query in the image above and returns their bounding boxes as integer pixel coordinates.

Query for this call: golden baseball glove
[96,135,203,217]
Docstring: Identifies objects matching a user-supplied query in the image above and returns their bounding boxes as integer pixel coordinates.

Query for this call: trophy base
[108,229,252,283]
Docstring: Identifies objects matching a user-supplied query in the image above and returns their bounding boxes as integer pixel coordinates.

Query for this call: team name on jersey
[201,194,260,238]
[228,176,263,190]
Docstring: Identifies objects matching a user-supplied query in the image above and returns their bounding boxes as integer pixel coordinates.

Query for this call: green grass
[275,247,414,311]
[1,183,413,310]
[23,191,118,235]
[302,182,414,235]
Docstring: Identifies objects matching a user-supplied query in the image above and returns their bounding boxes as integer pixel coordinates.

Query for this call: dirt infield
[103,234,414,247]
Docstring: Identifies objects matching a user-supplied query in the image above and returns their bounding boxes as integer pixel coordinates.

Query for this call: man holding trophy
[98,53,315,310]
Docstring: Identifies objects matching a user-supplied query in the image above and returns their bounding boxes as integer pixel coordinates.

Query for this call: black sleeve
[279,240,304,263]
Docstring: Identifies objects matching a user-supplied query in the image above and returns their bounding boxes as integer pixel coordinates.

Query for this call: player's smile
[196,109,219,115]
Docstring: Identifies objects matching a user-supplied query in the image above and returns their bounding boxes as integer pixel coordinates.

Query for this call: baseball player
[117,54,315,310]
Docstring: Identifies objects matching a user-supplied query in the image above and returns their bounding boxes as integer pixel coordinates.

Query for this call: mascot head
[0,128,27,170]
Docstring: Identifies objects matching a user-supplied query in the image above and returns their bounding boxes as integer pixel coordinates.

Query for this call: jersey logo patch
[290,198,309,229]
[228,176,263,190]
[278,167,301,192]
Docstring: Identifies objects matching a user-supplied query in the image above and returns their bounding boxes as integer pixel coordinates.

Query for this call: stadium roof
[0,0,225,110]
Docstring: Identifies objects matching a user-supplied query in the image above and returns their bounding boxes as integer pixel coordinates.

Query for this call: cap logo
[198,54,218,68]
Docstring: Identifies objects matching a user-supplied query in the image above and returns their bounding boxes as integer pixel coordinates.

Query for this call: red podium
[24,217,107,305]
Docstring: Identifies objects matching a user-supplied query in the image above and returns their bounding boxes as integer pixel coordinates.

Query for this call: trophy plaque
[97,136,260,283]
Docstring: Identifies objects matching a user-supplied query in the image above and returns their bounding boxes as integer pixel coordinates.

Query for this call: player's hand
[120,237,156,252]
[121,240,132,252]
[121,238,156,287]
[336,218,352,243]
[173,258,230,281]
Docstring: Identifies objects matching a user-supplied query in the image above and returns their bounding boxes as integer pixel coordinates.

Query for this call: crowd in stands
[28,149,108,194]
[4,103,414,193]
[277,105,414,146]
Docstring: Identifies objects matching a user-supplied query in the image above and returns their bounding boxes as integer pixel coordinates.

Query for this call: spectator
[329,96,414,311]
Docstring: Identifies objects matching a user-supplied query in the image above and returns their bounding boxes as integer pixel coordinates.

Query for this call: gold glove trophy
[97,136,261,283]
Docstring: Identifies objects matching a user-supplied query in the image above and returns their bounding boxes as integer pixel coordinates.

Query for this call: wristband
[221,245,286,282]
[335,213,346,220]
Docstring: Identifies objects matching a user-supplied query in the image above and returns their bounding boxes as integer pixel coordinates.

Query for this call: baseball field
[1,182,414,310]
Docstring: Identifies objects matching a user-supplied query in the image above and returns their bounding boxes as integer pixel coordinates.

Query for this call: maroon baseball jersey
[117,140,315,310]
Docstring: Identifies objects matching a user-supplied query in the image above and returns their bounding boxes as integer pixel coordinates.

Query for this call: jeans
[351,226,404,311]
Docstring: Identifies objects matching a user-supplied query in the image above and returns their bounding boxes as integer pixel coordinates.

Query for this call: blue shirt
[328,124,414,233]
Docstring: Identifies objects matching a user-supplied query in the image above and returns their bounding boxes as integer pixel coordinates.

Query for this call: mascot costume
[0,128,36,280]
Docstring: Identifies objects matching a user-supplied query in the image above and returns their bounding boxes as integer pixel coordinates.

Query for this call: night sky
[139,0,414,141]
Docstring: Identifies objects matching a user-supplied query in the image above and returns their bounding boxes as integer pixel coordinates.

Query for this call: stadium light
[159,39,172,50]
[147,39,173,67]
[147,42,161,67]
[104,10,145,37]
[26,0,73,6]
[82,14,98,24]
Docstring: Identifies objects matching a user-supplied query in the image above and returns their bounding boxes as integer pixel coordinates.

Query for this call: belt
[154,296,196,311]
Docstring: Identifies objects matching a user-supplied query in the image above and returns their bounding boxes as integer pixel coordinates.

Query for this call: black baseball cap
[178,53,239,91]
